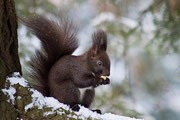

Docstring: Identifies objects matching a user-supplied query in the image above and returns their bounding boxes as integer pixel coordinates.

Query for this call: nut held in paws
[100,76,107,80]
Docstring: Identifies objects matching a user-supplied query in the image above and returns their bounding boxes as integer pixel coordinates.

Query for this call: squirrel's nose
[106,71,110,76]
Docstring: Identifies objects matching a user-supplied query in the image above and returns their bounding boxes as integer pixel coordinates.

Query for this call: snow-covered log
[1,72,142,120]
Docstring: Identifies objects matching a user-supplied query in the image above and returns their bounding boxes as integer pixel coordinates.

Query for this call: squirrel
[22,15,111,114]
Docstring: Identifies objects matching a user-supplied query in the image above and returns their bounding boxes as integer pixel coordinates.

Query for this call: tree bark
[0,0,22,119]
[0,0,22,89]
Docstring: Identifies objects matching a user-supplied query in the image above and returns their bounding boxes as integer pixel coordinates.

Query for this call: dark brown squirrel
[22,15,111,113]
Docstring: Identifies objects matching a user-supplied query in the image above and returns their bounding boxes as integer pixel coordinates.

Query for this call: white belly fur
[79,87,92,102]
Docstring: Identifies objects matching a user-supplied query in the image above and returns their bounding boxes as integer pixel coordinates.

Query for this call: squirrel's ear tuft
[92,30,107,54]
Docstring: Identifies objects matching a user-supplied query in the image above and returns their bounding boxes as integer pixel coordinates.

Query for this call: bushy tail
[22,16,78,96]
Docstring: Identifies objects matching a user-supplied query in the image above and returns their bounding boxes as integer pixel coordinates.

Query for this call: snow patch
[102,113,140,120]
[2,87,16,104]
[1,72,25,104]
[24,103,33,111]
[77,106,101,119]
[44,111,55,117]
[75,106,142,120]
[25,88,70,115]
[7,72,28,87]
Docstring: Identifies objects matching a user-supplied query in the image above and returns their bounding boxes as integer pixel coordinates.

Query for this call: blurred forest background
[15,0,180,120]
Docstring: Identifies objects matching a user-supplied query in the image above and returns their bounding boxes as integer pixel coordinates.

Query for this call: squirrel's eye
[97,61,103,66]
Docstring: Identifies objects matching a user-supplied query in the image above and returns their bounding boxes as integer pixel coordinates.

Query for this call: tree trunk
[0,0,22,119]
[0,0,22,89]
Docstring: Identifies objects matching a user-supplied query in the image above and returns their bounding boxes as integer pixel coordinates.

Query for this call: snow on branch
[1,72,142,120]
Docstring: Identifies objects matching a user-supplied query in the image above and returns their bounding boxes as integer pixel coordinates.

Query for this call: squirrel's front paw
[99,78,110,85]
[92,78,100,87]
[92,81,99,87]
